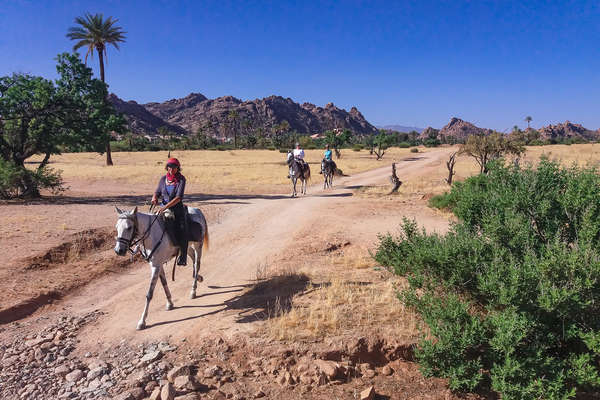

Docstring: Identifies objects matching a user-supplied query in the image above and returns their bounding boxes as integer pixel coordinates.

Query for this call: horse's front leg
[158,265,174,310]
[291,177,297,197]
[138,262,161,330]
[190,245,202,299]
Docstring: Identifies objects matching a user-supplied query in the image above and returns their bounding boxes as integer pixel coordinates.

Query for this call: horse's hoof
[190,292,196,299]
[166,303,174,311]
[198,275,204,283]
[136,321,146,330]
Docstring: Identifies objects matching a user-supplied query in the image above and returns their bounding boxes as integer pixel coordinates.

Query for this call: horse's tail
[304,164,311,182]
[203,226,210,251]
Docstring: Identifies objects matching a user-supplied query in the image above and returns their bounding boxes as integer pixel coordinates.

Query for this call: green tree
[325,129,352,158]
[0,53,125,197]
[460,132,524,174]
[67,12,126,166]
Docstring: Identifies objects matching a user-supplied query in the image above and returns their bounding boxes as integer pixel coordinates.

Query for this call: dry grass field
[30,147,430,194]
[28,143,600,197]
[353,143,600,200]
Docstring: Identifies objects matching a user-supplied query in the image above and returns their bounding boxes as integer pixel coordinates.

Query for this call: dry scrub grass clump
[261,247,419,342]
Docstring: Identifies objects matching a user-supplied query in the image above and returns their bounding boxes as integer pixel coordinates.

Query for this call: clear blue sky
[1,0,599,130]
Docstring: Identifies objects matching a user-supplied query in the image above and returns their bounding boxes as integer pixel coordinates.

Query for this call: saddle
[324,159,336,171]
[161,210,203,246]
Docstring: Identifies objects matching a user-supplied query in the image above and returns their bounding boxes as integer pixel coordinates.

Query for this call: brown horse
[322,159,336,189]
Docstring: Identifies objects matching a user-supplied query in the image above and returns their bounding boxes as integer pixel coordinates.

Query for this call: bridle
[116,211,163,260]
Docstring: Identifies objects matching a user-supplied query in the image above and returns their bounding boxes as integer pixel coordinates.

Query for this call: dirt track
[51,148,452,349]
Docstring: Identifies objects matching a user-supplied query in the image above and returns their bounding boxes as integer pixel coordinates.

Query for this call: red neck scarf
[166,172,181,184]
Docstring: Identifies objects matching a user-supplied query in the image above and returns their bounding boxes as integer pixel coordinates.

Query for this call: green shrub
[267,146,277,151]
[0,159,64,199]
[352,144,363,152]
[278,148,289,153]
[376,159,600,399]
[410,147,419,153]
[398,142,411,148]
[428,192,455,210]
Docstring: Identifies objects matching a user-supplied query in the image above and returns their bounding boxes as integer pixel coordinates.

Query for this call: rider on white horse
[151,157,188,266]
[288,142,306,178]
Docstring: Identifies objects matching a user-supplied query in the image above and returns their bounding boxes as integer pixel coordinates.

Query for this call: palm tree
[67,13,126,165]
[524,116,532,129]
[228,110,240,148]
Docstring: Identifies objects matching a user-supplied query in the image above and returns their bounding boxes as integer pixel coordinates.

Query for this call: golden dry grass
[29,147,428,194]
[355,143,600,201]
[263,248,419,342]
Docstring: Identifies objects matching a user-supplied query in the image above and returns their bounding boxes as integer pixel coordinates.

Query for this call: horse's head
[114,206,138,256]
[286,151,293,165]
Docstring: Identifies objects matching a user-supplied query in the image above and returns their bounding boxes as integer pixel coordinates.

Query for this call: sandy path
[68,148,454,348]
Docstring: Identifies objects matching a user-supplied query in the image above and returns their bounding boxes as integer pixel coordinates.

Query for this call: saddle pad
[186,220,203,242]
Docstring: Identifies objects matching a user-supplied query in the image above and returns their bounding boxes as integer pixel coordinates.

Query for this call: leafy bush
[428,191,455,210]
[267,146,277,151]
[278,148,289,153]
[376,159,600,399]
[410,147,419,153]
[398,142,411,148]
[0,159,64,199]
[352,144,363,152]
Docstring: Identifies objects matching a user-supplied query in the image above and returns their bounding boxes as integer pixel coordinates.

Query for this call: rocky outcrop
[108,94,186,136]
[420,127,440,139]
[435,117,493,140]
[537,121,600,142]
[109,93,378,136]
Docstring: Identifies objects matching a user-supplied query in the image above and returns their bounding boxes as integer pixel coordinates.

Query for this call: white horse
[287,151,311,197]
[114,206,209,330]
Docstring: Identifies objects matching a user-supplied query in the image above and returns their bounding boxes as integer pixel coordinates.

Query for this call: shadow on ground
[15,192,296,206]
[144,275,377,329]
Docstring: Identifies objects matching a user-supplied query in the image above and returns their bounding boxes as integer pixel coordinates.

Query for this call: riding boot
[177,240,188,266]
[174,203,188,266]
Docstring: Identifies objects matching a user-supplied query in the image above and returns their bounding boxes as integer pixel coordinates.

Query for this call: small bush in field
[353,144,363,152]
[267,146,277,151]
[410,147,419,153]
[428,192,455,210]
[398,142,411,148]
[0,159,64,199]
[376,159,600,399]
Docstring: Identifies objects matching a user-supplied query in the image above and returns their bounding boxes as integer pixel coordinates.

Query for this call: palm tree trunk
[98,48,106,83]
[97,49,113,166]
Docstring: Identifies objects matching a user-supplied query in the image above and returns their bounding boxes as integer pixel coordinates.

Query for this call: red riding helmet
[166,158,180,167]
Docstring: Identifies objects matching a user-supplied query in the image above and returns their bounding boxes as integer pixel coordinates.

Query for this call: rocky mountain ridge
[109,93,378,137]
[420,118,600,142]
[537,121,600,142]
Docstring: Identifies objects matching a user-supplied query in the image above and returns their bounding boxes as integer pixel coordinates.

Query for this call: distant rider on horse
[320,144,334,174]
[288,142,307,178]
[151,157,188,266]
